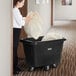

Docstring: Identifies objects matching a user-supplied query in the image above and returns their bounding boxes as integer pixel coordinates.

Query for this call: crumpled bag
[42,32,63,41]
[24,11,44,39]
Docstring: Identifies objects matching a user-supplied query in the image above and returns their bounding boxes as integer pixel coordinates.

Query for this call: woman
[13,0,30,74]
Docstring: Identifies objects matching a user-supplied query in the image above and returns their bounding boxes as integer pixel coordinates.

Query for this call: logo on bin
[48,48,52,50]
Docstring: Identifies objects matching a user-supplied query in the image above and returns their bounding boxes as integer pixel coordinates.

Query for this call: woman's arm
[13,8,25,27]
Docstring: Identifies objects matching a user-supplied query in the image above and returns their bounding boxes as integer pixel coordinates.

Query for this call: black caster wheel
[28,67,35,71]
[44,65,50,71]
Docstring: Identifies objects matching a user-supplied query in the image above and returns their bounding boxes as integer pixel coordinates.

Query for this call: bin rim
[20,37,66,43]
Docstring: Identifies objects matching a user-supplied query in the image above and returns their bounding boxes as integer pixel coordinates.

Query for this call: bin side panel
[23,41,36,67]
[33,40,64,67]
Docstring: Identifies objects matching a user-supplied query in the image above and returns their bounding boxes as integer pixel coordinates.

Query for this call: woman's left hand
[25,15,32,24]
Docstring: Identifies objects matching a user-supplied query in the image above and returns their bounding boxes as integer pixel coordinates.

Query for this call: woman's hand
[25,15,32,24]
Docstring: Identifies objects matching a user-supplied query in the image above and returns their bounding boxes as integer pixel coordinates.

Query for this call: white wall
[0,0,12,76]
[28,0,51,34]
[54,0,76,20]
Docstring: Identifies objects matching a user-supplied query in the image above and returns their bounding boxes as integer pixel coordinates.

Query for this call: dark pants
[13,28,21,70]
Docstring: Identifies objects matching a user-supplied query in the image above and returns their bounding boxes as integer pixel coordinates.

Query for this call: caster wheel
[28,67,34,71]
[52,64,57,68]
[44,65,50,71]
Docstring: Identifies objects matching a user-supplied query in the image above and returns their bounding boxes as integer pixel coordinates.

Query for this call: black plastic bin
[20,36,66,71]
